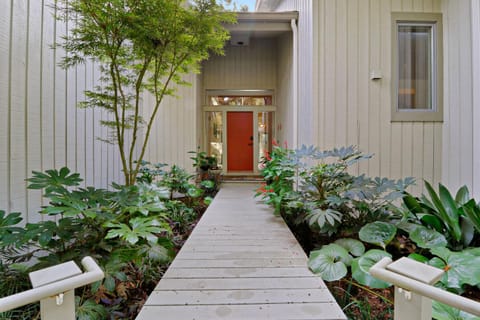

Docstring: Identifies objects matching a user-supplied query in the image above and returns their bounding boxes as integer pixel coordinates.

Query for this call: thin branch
[128,55,153,182]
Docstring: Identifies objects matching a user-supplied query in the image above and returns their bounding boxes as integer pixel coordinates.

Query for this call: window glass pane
[397,24,433,110]
[258,112,274,169]
[209,96,272,106]
[206,111,223,169]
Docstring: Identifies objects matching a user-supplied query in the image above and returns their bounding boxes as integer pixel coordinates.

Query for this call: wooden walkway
[136,183,346,320]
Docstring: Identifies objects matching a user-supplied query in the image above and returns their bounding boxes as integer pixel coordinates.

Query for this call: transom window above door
[207,89,274,106]
[209,95,273,106]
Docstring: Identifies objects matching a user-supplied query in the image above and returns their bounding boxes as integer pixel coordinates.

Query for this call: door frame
[202,105,276,174]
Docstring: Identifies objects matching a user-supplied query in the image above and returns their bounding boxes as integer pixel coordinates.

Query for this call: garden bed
[257,143,480,320]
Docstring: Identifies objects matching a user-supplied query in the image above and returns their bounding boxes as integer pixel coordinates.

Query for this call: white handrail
[370,257,480,317]
[0,256,104,313]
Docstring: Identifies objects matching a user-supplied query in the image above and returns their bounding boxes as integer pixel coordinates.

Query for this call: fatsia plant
[55,0,235,185]
[282,145,414,235]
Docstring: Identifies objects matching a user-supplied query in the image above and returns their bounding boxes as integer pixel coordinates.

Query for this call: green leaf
[419,214,444,233]
[409,225,448,249]
[408,253,429,263]
[27,167,82,194]
[308,244,350,281]
[425,182,462,242]
[463,201,480,233]
[359,222,397,249]
[76,297,108,320]
[460,216,475,247]
[334,238,365,257]
[432,301,480,320]
[145,242,171,262]
[200,180,215,189]
[187,187,203,198]
[430,247,480,290]
[455,186,470,206]
[307,208,342,229]
[104,275,116,292]
[38,230,53,247]
[204,196,213,205]
[0,211,22,227]
[403,194,423,214]
[352,249,392,289]
[463,247,480,256]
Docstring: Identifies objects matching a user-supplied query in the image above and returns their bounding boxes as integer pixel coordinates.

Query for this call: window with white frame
[392,13,443,122]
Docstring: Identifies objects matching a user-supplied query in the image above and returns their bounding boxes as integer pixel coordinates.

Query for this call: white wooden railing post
[370,257,480,319]
[394,286,433,320]
[29,260,83,320]
[381,257,444,320]
[0,256,104,318]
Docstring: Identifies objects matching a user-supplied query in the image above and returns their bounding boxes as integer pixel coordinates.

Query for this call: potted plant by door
[189,149,221,194]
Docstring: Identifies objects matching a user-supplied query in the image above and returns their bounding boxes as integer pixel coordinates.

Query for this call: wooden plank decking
[136,183,346,320]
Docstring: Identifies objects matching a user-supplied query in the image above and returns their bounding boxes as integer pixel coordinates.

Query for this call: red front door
[227,112,253,171]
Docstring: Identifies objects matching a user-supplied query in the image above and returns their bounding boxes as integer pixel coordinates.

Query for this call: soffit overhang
[224,11,298,41]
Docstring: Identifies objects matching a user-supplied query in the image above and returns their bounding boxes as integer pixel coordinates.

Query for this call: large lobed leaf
[409,225,448,249]
[429,247,480,290]
[334,238,365,257]
[359,221,397,249]
[308,244,350,281]
[351,249,392,289]
[432,301,480,320]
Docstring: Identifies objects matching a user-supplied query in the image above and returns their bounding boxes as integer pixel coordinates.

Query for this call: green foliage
[429,247,480,292]
[165,200,197,233]
[189,149,218,171]
[308,244,351,281]
[433,301,480,320]
[258,143,480,317]
[0,165,210,317]
[359,222,397,250]
[259,145,414,235]
[0,263,39,319]
[409,225,448,249]
[76,296,108,320]
[351,250,392,289]
[334,238,366,257]
[55,0,235,185]
[157,164,211,204]
[136,160,168,184]
[27,167,82,194]
[308,239,365,282]
[402,182,478,250]
[256,142,296,215]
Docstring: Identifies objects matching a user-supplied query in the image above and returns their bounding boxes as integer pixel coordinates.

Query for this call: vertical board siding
[263,0,315,146]
[442,0,474,193]
[142,74,198,171]
[10,0,28,215]
[0,1,122,222]
[472,0,480,198]
[276,33,294,147]
[26,0,44,222]
[296,0,315,146]
[311,0,443,195]
[202,38,277,90]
